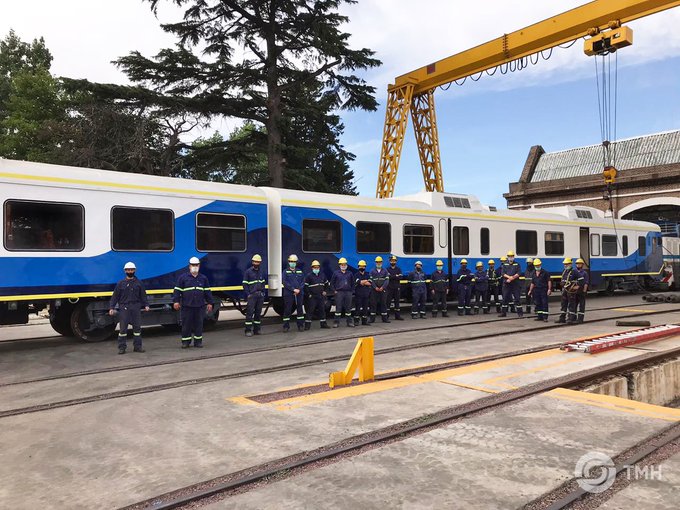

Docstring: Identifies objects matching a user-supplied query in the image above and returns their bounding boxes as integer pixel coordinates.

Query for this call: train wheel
[270,297,284,316]
[49,309,75,337]
[70,302,115,342]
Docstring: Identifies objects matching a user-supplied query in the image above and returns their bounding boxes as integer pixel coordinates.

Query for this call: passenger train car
[0,159,664,340]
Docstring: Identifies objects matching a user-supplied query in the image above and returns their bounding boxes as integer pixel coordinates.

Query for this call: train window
[591,234,600,256]
[403,224,434,254]
[196,213,246,252]
[544,232,564,256]
[480,228,490,255]
[302,219,341,253]
[515,230,537,256]
[112,207,174,251]
[622,236,628,256]
[357,221,391,253]
[602,235,617,256]
[576,210,593,219]
[4,200,84,251]
[452,226,469,255]
[638,236,646,256]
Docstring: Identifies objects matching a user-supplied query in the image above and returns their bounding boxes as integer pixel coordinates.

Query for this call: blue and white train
[0,159,664,340]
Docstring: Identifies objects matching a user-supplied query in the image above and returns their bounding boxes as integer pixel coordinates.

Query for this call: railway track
[1,305,678,420]
[0,299,669,389]
[118,344,680,510]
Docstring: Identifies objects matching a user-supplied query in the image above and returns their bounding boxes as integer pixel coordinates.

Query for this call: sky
[1,0,679,207]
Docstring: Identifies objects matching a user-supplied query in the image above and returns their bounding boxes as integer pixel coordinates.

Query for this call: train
[0,158,666,341]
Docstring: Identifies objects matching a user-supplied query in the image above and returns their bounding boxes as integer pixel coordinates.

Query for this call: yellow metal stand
[329,337,375,388]
[411,90,444,194]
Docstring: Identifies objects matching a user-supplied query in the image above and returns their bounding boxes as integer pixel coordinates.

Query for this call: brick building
[504,131,680,236]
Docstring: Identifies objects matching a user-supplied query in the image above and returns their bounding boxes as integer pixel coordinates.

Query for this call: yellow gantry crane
[376,0,680,198]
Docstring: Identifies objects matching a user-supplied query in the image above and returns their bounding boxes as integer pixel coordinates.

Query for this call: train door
[444,218,452,289]
[579,228,590,267]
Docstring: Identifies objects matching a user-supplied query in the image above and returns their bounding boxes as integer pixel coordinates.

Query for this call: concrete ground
[0,295,678,509]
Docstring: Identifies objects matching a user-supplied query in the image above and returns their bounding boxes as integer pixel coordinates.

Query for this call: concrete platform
[0,295,678,509]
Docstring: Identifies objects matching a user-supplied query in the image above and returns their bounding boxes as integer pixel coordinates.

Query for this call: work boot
[181,341,191,348]
[253,327,261,335]
[534,316,543,321]
[432,312,437,318]
[369,316,376,324]
[333,320,339,328]
[347,318,355,327]
[555,315,566,324]
[193,342,203,348]
[283,323,290,333]
[543,317,549,322]
[118,347,126,355]
[320,321,330,329]
[496,304,501,313]
[499,312,507,317]
[473,308,479,314]
[297,323,305,332]
[465,309,472,316]
[412,313,418,319]
[133,346,145,353]
[394,312,404,321]
[517,311,524,318]
[578,316,585,323]
[304,322,311,331]
[483,309,489,314]
[361,317,368,326]
[382,315,390,323]
[442,312,449,318]
[245,330,253,337]
[419,312,427,319]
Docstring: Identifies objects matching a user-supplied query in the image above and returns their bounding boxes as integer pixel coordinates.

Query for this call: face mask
[125,271,135,278]
[416,266,422,271]
[289,262,296,269]
[190,266,199,275]
[376,263,382,269]
[508,257,514,263]
[340,265,347,271]
[390,262,396,266]
[313,268,320,275]
[359,267,365,272]
[436,266,443,271]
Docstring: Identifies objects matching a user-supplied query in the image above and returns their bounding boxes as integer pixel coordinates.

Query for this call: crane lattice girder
[375,0,680,198]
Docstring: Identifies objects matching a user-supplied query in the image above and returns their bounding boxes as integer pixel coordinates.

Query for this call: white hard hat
[189,257,200,265]
[124,262,136,270]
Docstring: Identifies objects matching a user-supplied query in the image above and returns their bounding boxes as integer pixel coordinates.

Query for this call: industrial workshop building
[505,130,680,237]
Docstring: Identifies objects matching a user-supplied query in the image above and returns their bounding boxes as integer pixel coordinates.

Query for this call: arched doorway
[621,198,680,237]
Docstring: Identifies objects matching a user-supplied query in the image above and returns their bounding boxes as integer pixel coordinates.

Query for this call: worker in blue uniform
[408,261,427,319]
[109,261,150,354]
[369,256,391,323]
[472,261,489,314]
[496,256,507,312]
[555,257,575,324]
[455,259,473,316]
[282,254,305,332]
[354,260,372,326]
[173,257,214,348]
[243,254,266,337]
[330,257,354,328]
[571,258,589,324]
[304,260,330,330]
[386,255,404,320]
[486,260,500,313]
[528,258,551,322]
[523,257,535,314]
[430,260,449,318]
[500,251,523,318]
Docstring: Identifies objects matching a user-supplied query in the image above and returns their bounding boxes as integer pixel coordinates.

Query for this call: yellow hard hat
[576,258,585,264]
[563,257,572,264]
[375,256,383,263]
[338,257,348,265]
[533,258,542,266]
[358,260,367,267]
[476,261,483,267]
[389,255,397,261]
[311,260,320,267]
[436,259,443,266]
[507,250,515,257]
[461,259,468,264]
[252,254,262,262]
[488,259,495,265]
[288,254,298,262]
[500,256,507,262]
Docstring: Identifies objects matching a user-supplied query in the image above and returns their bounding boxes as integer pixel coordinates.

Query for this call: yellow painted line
[436,380,500,394]
[0,285,248,302]
[482,357,583,389]
[0,171,265,202]
[282,198,657,232]
[547,388,680,422]
[611,308,656,313]
[227,396,260,407]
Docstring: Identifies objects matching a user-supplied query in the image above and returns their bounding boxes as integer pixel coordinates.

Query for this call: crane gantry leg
[411,90,444,193]
[376,83,415,199]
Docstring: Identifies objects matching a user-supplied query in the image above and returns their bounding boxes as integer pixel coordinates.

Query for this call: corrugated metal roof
[531,130,680,182]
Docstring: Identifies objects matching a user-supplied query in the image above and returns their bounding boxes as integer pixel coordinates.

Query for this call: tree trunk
[265,16,284,189]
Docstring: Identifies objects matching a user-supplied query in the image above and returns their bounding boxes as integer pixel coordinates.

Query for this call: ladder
[561,324,680,354]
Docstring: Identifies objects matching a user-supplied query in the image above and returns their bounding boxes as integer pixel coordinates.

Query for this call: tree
[117,0,380,190]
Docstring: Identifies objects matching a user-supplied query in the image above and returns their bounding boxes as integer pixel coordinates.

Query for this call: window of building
[452,226,469,255]
[515,230,537,256]
[403,224,434,254]
[638,236,646,257]
[4,200,84,251]
[544,231,564,256]
[196,213,246,252]
[443,196,471,209]
[302,219,341,253]
[622,235,628,256]
[112,207,174,251]
[602,234,617,256]
[480,228,490,255]
[357,221,391,253]
[591,233,601,256]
